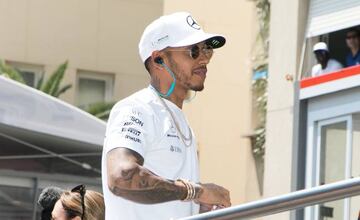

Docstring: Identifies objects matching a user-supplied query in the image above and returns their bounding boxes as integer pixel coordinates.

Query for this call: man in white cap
[102,12,231,220]
[311,42,343,77]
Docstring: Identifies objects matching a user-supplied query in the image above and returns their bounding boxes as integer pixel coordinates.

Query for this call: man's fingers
[222,193,231,207]
[197,183,231,208]
[224,200,231,207]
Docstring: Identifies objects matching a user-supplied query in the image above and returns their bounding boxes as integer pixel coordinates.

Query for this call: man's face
[314,50,328,63]
[346,31,359,50]
[164,41,213,91]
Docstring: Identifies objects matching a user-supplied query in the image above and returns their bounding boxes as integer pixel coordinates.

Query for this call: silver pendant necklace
[150,86,193,147]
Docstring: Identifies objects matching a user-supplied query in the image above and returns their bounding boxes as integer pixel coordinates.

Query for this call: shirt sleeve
[346,53,352,67]
[104,104,155,158]
[334,60,343,69]
[311,65,318,77]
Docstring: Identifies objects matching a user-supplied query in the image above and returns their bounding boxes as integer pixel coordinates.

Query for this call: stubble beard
[167,55,205,92]
[190,83,204,91]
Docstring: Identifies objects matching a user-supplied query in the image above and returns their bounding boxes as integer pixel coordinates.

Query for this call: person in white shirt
[311,42,343,77]
[102,12,231,220]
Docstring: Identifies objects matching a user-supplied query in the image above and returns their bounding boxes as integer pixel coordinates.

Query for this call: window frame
[76,70,114,107]
[6,61,43,87]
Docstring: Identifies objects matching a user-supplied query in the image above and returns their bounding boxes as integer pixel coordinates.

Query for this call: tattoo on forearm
[108,149,187,204]
[110,165,187,204]
[111,180,185,204]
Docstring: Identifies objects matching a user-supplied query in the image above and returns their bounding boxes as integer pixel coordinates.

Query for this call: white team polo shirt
[311,59,343,77]
[102,86,200,220]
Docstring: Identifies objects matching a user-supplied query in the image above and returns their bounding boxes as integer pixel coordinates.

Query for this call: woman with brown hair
[51,185,104,220]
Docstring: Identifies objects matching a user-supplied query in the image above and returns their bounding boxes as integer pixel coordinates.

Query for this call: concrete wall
[264,0,309,219]
[164,0,261,205]
[0,0,163,104]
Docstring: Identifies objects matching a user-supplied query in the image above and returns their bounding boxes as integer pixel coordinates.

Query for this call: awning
[306,0,360,37]
[0,76,107,176]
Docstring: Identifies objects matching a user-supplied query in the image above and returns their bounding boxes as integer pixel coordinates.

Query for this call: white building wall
[264,0,309,219]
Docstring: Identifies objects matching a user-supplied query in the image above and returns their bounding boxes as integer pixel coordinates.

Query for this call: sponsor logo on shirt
[170,145,182,153]
[125,135,141,143]
[122,116,144,127]
[123,121,133,126]
[167,133,179,139]
[121,127,141,136]
[131,109,142,116]
[166,122,179,139]
[169,123,176,133]
[130,116,144,127]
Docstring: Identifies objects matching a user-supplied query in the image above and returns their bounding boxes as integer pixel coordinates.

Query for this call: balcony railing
[178,177,360,220]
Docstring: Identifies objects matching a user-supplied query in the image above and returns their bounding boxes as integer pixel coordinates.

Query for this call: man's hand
[194,183,231,208]
[199,204,213,213]
[199,204,226,213]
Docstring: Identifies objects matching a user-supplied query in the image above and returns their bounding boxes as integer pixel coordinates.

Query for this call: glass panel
[318,121,347,220]
[78,78,106,108]
[0,185,34,220]
[20,71,35,87]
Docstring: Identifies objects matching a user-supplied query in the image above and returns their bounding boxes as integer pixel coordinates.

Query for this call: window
[318,121,348,220]
[6,62,43,87]
[77,71,114,108]
[300,0,360,79]
[301,25,360,79]
[305,113,360,220]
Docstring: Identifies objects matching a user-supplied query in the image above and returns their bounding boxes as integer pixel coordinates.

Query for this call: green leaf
[84,102,116,120]
[36,73,45,90]
[53,84,72,98]
[0,60,26,84]
[41,61,68,96]
[0,59,72,97]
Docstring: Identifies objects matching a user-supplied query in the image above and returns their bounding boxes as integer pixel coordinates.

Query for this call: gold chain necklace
[150,86,193,147]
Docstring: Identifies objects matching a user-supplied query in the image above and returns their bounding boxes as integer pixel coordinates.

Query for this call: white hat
[138,12,226,62]
[313,42,329,52]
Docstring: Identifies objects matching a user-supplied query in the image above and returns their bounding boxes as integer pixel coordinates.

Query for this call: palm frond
[41,61,68,96]
[36,73,45,90]
[84,102,116,120]
[0,60,26,84]
[0,60,72,98]
[53,84,72,98]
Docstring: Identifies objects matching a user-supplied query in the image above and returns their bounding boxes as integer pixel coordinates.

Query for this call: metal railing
[179,177,360,220]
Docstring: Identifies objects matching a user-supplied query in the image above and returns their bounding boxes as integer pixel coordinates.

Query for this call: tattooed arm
[107,148,231,207]
[107,147,231,206]
[107,147,189,203]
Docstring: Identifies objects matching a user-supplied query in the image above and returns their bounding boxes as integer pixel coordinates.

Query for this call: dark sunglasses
[314,50,328,56]
[346,34,358,39]
[168,44,213,60]
[71,184,86,219]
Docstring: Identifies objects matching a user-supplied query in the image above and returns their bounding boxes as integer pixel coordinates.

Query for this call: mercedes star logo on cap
[186,15,201,30]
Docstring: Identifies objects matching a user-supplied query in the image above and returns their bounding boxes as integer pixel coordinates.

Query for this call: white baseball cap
[138,12,226,62]
[313,42,329,52]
